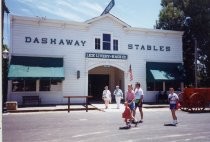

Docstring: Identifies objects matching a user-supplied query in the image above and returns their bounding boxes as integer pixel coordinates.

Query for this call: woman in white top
[168,87,179,124]
[102,86,111,109]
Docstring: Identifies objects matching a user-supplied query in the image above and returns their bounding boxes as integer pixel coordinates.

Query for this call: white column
[163,81,166,91]
[36,80,39,93]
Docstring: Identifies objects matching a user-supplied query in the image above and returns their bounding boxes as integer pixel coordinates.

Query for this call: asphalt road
[3,108,210,142]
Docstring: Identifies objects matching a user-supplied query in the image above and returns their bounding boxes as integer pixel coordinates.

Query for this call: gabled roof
[85,13,131,28]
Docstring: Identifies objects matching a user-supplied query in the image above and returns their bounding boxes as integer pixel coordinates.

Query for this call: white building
[7,14,183,105]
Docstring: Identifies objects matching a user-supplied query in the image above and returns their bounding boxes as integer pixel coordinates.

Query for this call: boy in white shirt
[168,87,179,124]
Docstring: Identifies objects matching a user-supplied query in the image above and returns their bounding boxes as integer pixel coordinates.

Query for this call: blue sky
[3,0,162,44]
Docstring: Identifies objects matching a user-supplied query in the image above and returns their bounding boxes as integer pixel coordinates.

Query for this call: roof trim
[85,13,131,28]
[11,15,89,28]
[124,27,183,35]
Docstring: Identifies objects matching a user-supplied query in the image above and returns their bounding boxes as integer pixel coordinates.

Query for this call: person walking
[134,82,144,123]
[168,87,179,125]
[125,84,136,122]
[122,101,132,128]
[102,86,111,109]
[113,85,123,109]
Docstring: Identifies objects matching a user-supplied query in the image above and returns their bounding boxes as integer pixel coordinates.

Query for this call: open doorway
[88,74,109,101]
[88,65,124,102]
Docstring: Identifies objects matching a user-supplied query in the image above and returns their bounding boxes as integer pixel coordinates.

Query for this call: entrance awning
[8,56,64,80]
[146,62,183,82]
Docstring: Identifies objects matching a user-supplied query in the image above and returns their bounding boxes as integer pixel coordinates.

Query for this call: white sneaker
[173,120,177,125]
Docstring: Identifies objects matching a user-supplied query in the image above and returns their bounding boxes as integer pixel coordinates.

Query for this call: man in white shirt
[134,82,144,123]
[113,85,123,109]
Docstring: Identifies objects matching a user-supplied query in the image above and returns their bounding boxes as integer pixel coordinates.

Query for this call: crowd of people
[102,83,179,128]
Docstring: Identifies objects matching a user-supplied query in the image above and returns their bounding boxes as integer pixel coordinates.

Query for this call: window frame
[113,39,118,51]
[103,33,111,50]
[95,38,101,50]
[12,80,36,92]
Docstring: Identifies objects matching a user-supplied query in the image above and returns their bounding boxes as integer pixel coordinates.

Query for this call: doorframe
[85,59,128,99]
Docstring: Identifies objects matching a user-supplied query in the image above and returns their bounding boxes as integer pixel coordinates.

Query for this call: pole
[194,38,198,88]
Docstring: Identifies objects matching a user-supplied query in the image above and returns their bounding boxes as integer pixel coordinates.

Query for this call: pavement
[3,104,210,142]
[4,103,169,113]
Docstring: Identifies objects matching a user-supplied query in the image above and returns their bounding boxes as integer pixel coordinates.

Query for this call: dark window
[103,34,111,41]
[95,38,100,50]
[40,80,62,91]
[40,80,50,91]
[147,81,180,91]
[147,82,162,91]
[103,42,111,50]
[113,39,118,51]
[147,82,155,91]
[165,81,180,91]
[25,80,36,91]
[12,80,36,92]
[103,34,111,50]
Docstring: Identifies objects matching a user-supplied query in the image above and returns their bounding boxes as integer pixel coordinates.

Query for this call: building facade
[7,14,183,105]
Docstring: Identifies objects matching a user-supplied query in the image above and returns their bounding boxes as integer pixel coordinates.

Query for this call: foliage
[156,0,210,87]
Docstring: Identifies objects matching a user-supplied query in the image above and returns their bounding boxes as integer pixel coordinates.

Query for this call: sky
[3,0,162,45]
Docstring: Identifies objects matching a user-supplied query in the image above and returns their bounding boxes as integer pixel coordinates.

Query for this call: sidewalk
[4,103,168,113]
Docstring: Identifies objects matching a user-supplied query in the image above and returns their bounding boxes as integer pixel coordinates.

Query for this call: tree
[156,0,210,87]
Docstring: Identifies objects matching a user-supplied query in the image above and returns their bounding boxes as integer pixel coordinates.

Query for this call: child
[168,87,179,125]
[122,102,134,128]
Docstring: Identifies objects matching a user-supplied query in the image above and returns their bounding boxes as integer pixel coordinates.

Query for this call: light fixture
[77,70,80,79]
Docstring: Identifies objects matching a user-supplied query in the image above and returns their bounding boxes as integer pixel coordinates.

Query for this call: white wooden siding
[8,14,183,104]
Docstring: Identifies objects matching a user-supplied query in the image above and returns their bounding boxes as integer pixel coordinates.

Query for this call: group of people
[102,82,144,123]
[102,85,123,109]
[102,83,179,127]
[122,86,179,128]
[122,82,144,127]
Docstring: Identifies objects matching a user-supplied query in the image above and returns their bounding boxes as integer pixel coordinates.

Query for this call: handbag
[176,102,181,109]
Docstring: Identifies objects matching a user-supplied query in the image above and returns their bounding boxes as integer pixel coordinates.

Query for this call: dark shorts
[170,104,176,110]
[135,99,143,108]
[128,101,135,110]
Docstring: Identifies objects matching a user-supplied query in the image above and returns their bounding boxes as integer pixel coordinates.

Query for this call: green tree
[156,0,210,87]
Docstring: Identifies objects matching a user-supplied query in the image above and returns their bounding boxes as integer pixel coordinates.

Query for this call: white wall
[8,15,183,104]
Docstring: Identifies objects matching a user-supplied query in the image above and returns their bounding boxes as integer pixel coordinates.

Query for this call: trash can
[6,101,18,110]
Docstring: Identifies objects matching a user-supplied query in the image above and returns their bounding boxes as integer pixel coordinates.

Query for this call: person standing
[113,85,123,109]
[102,86,111,109]
[125,84,136,122]
[134,82,144,123]
[168,87,179,125]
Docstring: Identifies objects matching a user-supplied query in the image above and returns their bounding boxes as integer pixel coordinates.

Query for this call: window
[165,81,180,91]
[103,34,111,50]
[12,80,36,92]
[40,80,50,91]
[147,82,155,91]
[147,81,162,91]
[147,81,181,91]
[113,39,118,51]
[95,38,100,50]
[40,80,62,91]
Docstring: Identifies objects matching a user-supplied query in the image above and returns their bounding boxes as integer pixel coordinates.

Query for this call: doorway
[88,65,125,102]
[88,74,109,101]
